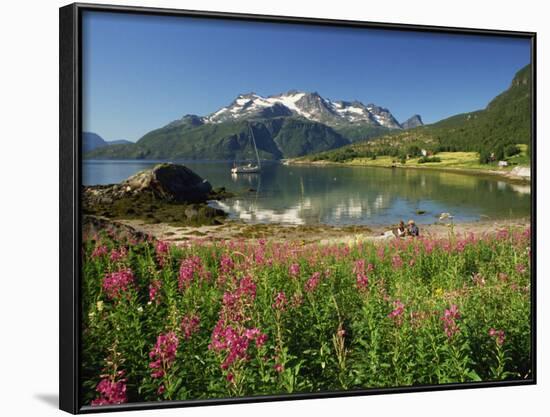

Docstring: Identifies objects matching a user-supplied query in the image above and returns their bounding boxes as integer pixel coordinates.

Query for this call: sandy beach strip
[112,217,530,246]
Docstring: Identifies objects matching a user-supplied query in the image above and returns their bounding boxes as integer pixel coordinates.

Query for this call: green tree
[479,149,491,164]
[505,144,520,157]
[494,145,505,161]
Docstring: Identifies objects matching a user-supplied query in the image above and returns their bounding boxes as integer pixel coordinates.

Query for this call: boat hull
[231,166,260,174]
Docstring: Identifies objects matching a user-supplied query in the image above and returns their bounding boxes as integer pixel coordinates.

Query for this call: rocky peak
[364,104,402,129]
[201,90,414,130]
[166,114,205,128]
[401,114,424,129]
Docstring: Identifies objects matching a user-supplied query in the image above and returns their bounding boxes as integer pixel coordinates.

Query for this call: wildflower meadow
[81,227,532,406]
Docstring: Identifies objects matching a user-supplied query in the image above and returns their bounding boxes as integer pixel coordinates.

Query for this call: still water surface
[83,160,530,226]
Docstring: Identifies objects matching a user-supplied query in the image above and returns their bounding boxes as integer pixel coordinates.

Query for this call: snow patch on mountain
[199,91,411,130]
[269,92,307,114]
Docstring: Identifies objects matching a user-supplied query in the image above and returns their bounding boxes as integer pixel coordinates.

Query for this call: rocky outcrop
[509,166,531,180]
[401,115,424,129]
[84,163,212,205]
[82,164,226,226]
[83,215,151,242]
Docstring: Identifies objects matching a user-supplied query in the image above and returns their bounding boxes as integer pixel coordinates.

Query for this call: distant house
[421,149,428,157]
[498,160,509,167]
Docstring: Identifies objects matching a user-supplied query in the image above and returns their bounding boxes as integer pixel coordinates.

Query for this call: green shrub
[418,156,442,164]
[505,144,521,157]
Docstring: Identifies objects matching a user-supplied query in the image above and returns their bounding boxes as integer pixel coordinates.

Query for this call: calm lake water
[83,160,530,226]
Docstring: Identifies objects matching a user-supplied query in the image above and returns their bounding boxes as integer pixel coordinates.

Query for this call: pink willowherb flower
[209,322,267,370]
[356,273,369,290]
[441,241,452,254]
[181,314,200,340]
[220,276,257,322]
[92,245,108,258]
[91,376,127,406]
[103,269,134,300]
[496,229,510,241]
[304,272,322,293]
[149,279,161,304]
[178,255,206,291]
[256,332,268,348]
[353,259,366,275]
[238,276,257,299]
[289,263,300,278]
[155,240,170,265]
[109,247,128,262]
[388,300,405,325]
[219,254,235,275]
[254,246,267,266]
[391,255,404,269]
[489,328,506,346]
[272,291,288,311]
[156,240,169,255]
[456,240,466,253]
[274,363,284,373]
[149,332,179,379]
[423,239,435,255]
[441,304,461,339]
[245,327,265,344]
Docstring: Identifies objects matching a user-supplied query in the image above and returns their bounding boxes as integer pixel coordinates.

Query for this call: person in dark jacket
[407,219,419,237]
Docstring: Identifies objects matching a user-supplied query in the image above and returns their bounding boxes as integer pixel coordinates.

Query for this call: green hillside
[86,117,349,160]
[302,64,532,164]
[421,64,531,151]
[332,124,393,142]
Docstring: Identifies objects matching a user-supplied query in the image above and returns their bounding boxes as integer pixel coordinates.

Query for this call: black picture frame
[59,2,537,414]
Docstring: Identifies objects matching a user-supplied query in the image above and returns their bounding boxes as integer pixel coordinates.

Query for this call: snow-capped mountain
[200,91,405,129]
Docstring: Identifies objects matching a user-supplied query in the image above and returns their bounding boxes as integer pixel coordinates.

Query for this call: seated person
[407,219,419,237]
[396,220,407,238]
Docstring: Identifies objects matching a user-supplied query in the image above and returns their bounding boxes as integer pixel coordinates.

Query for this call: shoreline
[84,157,531,185]
[286,158,531,184]
[90,215,530,246]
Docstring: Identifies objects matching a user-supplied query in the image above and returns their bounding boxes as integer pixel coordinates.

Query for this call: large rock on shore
[84,163,213,205]
[123,163,212,202]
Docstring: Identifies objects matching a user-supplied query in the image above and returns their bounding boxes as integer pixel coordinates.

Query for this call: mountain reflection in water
[84,160,531,226]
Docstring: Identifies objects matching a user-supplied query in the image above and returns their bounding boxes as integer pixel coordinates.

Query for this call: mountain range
[85,91,422,160]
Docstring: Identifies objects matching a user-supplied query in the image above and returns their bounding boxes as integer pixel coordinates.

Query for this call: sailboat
[231,123,261,174]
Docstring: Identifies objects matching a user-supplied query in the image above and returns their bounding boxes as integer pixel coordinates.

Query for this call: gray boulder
[123,163,212,202]
[84,163,212,205]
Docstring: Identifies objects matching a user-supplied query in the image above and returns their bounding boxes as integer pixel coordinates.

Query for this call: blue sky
[82,11,531,142]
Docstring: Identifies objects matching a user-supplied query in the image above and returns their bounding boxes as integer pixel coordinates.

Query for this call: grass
[314,147,529,175]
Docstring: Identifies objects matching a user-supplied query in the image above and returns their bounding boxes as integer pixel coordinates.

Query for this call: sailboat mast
[249,124,261,168]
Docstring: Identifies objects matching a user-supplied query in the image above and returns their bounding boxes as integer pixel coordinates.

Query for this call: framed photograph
[60,2,536,413]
